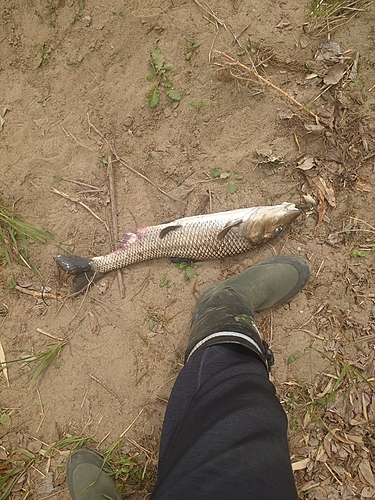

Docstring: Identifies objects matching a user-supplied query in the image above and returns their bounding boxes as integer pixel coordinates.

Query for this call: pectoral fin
[217,219,242,240]
[169,257,197,264]
[159,225,182,239]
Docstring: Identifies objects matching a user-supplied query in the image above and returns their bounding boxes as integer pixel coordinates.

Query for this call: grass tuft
[0,204,62,283]
[0,340,67,385]
[308,0,375,34]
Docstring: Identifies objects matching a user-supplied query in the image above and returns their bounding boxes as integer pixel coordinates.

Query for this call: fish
[54,202,301,293]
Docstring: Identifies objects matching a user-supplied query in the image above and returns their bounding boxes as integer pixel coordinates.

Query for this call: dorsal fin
[159,225,182,239]
[217,220,242,240]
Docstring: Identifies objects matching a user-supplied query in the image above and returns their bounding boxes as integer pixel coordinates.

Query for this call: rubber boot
[185,255,310,370]
[66,448,122,500]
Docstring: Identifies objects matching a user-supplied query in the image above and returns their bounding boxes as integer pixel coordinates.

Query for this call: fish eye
[274,226,283,236]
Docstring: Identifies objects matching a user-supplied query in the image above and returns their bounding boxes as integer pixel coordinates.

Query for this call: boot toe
[66,448,122,500]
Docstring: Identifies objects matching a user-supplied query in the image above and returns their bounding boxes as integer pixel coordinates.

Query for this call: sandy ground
[1,1,374,498]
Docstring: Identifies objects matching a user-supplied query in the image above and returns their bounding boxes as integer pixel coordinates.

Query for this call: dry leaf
[315,194,326,227]
[304,123,325,133]
[303,411,311,429]
[324,62,345,85]
[317,177,336,207]
[329,428,362,445]
[345,433,364,445]
[316,42,342,62]
[34,472,54,495]
[359,459,375,487]
[87,311,100,335]
[299,481,321,494]
[292,457,310,470]
[316,444,327,462]
[349,52,359,82]
[305,73,319,80]
[277,109,294,120]
[323,433,333,457]
[306,174,336,208]
[297,157,316,171]
[353,180,372,192]
[326,232,345,246]
[27,440,43,454]
[361,486,375,498]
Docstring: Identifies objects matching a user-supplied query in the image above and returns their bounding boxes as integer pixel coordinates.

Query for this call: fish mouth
[281,202,301,214]
[279,203,302,222]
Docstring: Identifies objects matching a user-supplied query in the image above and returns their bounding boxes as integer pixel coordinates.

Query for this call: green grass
[308,0,375,33]
[0,204,61,283]
[0,434,88,500]
[0,340,67,385]
[0,435,156,499]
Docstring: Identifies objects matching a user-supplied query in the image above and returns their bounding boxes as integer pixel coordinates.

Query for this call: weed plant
[0,204,59,283]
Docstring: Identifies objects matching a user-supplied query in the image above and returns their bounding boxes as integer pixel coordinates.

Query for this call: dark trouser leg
[150,344,298,500]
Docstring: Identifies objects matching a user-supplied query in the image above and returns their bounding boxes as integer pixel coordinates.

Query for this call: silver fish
[54,202,301,293]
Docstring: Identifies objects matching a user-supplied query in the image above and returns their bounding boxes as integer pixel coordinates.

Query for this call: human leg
[150,344,298,500]
[150,255,310,499]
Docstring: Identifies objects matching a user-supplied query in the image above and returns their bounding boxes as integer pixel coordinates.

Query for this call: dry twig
[87,114,182,203]
[15,286,61,301]
[107,155,125,299]
[51,187,109,231]
[215,51,323,124]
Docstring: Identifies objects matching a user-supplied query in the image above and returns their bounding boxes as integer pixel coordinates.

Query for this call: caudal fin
[54,255,102,293]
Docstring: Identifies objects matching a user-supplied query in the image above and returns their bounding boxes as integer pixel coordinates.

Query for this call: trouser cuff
[186,330,274,372]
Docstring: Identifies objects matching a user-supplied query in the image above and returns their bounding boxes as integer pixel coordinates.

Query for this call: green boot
[66,448,122,500]
[185,255,310,370]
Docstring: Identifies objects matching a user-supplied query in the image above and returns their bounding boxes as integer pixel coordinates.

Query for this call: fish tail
[54,255,102,293]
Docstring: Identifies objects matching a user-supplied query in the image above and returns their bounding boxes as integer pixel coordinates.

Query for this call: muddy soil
[1,1,374,498]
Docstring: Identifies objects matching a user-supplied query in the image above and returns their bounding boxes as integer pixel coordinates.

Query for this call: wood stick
[51,187,110,231]
[87,114,182,203]
[107,155,125,299]
[15,286,61,300]
[216,51,323,123]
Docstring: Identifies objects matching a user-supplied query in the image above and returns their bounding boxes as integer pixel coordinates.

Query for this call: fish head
[240,203,301,245]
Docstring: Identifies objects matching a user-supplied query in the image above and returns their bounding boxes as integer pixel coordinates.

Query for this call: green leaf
[186,52,192,61]
[165,89,181,101]
[148,86,160,108]
[163,63,174,71]
[219,172,230,179]
[235,173,244,180]
[287,353,300,364]
[228,183,237,194]
[350,250,366,258]
[175,262,187,270]
[0,414,11,425]
[151,46,165,71]
[185,266,195,279]
[211,168,221,178]
[146,74,155,82]
[163,76,173,87]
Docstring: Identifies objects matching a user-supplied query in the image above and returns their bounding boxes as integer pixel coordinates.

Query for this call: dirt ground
[1,0,375,498]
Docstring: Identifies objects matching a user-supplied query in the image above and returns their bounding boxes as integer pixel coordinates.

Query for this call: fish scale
[94,221,253,274]
[54,203,301,293]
